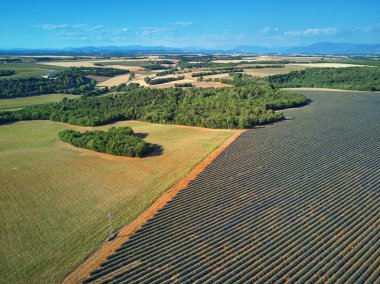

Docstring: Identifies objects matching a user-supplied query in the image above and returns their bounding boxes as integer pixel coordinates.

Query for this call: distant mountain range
[1,42,380,55]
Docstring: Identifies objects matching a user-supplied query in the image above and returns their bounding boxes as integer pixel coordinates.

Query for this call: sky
[0,0,379,49]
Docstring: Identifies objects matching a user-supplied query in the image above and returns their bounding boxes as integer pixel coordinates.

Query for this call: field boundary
[62,129,245,284]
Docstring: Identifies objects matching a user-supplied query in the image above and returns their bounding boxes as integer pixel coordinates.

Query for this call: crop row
[84,91,380,283]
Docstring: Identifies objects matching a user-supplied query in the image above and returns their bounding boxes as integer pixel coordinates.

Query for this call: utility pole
[108,212,113,238]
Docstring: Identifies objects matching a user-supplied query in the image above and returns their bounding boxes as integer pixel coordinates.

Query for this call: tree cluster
[268,67,380,91]
[144,76,185,85]
[143,64,168,70]
[174,83,193,88]
[156,68,180,76]
[77,67,129,77]
[245,64,284,69]
[0,68,96,98]
[1,80,307,129]
[58,126,152,157]
[0,70,16,76]
[192,69,243,77]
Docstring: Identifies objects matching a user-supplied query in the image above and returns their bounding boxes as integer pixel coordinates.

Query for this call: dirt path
[62,129,245,284]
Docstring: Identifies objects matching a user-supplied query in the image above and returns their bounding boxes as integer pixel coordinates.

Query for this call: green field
[0,62,64,79]
[0,120,234,283]
[0,93,79,111]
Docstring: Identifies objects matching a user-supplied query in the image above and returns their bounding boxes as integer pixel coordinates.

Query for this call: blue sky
[1,0,379,49]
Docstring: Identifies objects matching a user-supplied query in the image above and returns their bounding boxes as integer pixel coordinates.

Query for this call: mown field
[0,93,78,111]
[84,90,380,283]
[0,120,234,284]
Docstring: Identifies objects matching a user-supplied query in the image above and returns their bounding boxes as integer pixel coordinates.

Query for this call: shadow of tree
[134,132,148,139]
[146,144,163,157]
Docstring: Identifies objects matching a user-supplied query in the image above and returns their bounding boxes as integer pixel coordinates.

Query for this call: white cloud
[35,24,130,41]
[261,27,279,34]
[170,21,193,27]
[360,23,380,33]
[139,27,174,36]
[284,27,338,36]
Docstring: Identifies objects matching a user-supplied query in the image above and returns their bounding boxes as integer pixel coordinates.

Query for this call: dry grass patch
[96,74,131,88]
[0,120,234,284]
[40,59,124,68]
[242,65,306,77]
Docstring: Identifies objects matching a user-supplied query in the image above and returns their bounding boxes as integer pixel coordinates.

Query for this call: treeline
[174,83,193,87]
[33,57,90,62]
[156,68,181,76]
[78,67,129,77]
[192,69,243,77]
[59,126,152,157]
[245,64,284,69]
[268,67,380,91]
[316,58,380,67]
[144,76,185,85]
[0,68,96,98]
[0,58,21,63]
[0,70,16,76]
[178,61,233,69]
[177,58,293,69]
[156,60,176,64]
[143,64,168,70]
[213,73,267,87]
[0,80,307,129]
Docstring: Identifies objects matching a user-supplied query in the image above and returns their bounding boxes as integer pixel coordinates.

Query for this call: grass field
[0,93,79,111]
[0,120,234,284]
[0,63,64,79]
[83,90,380,283]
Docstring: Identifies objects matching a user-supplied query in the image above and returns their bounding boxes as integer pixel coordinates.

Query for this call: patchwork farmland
[82,90,380,283]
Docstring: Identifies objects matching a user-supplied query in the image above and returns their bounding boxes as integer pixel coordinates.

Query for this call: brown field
[104,65,143,72]
[192,81,231,88]
[40,59,126,68]
[86,75,112,84]
[96,74,131,87]
[0,120,235,283]
[211,55,324,64]
[40,58,177,69]
[202,73,231,80]
[242,65,306,77]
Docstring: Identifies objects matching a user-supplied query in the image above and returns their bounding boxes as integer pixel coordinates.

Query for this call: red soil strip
[62,129,245,284]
